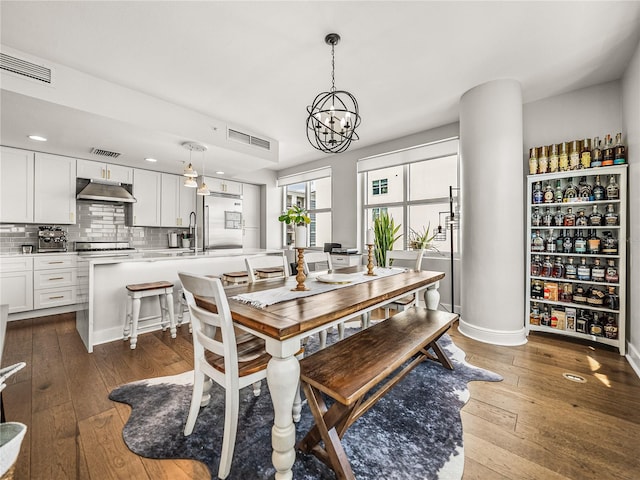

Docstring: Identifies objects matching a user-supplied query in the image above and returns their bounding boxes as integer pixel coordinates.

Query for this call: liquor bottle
[587,229,601,254]
[577,257,591,280]
[605,286,619,310]
[601,231,618,255]
[606,175,619,200]
[602,134,614,166]
[575,209,588,226]
[555,230,564,253]
[538,145,549,174]
[569,140,581,170]
[574,229,587,254]
[591,136,602,168]
[529,147,538,175]
[531,279,544,299]
[590,258,605,282]
[580,138,592,169]
[554,180,564,203]
[562,230,573,253]
[559,142,569,171]
[604,315,618,339]
[543,182,555,203]
[546,230,557,253]
[578,176,592,200]
[576,309,589,333]
[573,286,588,305]
[549,144,559,173]
[542,256,553,277]
[531,207,542,227]
[605,259,618,283]
[554,207,565,227]
[529,303,541,326]
[565,257,577,279]
[552,257,565,278]
[613,133,626,165]
[604,204,619,226]
[563,207,576,226]
[563,177,578,201]
[587,287,606,307]
[588,312,604,336]
[540,306,551,327]
[531,255,542,276]
[542,207,554,226]
[589,205,602,226]
[532,230,546,252]
[559,283,573,303]
[532,181,543,204]
[592,175,605,201]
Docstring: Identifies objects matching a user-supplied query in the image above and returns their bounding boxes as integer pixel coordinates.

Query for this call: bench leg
[427,339,454,370]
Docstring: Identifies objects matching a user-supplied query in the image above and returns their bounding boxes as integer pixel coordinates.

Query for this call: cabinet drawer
[34,255,77,270]
[0,256,33,273]
[0,270,34,313]
[34,269,77,289]
[331,254,362,267]
[34,286,76,309]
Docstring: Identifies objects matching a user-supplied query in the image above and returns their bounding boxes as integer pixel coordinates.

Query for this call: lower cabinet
[331,254,362,268]
[33,255,77,309]
[0,257,34,314]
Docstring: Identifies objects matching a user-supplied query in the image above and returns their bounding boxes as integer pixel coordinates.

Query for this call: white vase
[294,225,307,248]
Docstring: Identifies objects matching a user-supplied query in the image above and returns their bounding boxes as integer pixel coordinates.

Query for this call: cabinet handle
[49,295,64,300]
[107,169,111,180]
[48,261,64,264]
[102,168,106,179]
[49,277,64,280]
[70,212,74,222]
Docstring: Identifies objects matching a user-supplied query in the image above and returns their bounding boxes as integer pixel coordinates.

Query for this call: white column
[458,79,527,346]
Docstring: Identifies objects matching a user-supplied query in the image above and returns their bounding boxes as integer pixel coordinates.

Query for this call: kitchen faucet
[188,211,197,255]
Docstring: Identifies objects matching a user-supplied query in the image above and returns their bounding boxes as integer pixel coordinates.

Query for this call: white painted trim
[626,342,640,380]
[457,317,527,346]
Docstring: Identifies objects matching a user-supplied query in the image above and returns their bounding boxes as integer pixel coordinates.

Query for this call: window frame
[281,177,332,248]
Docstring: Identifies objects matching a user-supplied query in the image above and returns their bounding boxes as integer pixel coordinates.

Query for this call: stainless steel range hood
[76,180,136,203]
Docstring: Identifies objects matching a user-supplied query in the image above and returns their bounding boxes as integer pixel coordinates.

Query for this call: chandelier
[306,33,361,154]
[182,142,209,195]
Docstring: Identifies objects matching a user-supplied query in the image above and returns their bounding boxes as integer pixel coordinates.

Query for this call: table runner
[230,267,406,308]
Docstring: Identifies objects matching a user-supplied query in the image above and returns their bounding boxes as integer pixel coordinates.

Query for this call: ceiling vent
[228,128,271,151]
[0,53,53,84]
[90,147,121,159]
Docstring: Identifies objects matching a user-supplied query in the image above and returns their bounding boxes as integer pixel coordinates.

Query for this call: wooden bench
[297,307,459,479]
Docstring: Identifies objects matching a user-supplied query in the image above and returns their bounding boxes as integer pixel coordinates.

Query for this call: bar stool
[123,281,176,349]
[176,289,192,333]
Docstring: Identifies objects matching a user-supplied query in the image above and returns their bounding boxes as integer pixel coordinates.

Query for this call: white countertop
[1,248,278,261]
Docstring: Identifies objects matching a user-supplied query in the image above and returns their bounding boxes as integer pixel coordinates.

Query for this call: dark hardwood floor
[2,312,639,479]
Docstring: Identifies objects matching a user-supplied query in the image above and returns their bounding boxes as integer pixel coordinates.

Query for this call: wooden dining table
[196,265,445,480]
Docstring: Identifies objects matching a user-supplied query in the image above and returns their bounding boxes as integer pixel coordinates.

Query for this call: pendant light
[182,142,208,190]
[196,149,210,196]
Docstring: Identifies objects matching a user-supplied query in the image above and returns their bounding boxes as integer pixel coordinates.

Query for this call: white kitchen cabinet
[34,153,76,224]
[0,146,34,223]
[33,254,77,309]
[77,159,133,184]
[242,183,261,248]
[331,254,363,268]
[133,169,162,226]
[0,257,33,314]
[161,173,196,227]
[208,177,243,196]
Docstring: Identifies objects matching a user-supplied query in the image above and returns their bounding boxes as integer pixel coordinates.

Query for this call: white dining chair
[244,253,290,283]
[383,248,426,317]
[178,272,270,480]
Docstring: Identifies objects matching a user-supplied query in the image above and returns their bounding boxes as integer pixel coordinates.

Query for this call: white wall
[622,39,640,374]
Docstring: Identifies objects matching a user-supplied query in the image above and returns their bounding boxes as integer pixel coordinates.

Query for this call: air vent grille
[90,148,121,159]
[0,53,52,84]
[228,128,271,151]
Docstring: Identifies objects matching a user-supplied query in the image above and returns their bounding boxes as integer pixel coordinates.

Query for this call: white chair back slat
[385,248,425,271]
[303,251,333,274]
[245,253,290,283]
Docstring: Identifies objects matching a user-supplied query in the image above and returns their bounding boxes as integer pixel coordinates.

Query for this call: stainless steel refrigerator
[202,193,243,249]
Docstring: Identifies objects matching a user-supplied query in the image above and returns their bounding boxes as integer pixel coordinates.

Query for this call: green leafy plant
[278,205,311,226]
[373,212,402,267]
[409,223,437,250]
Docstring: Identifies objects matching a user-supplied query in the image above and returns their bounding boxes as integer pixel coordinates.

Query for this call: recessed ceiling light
[145,158,158,162]
[215,171,225,175]
[28,135,47,142]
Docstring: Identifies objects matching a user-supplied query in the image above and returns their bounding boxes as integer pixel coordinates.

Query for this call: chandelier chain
[331,43,336,93]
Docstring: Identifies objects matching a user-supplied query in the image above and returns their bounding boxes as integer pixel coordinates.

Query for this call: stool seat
[123,280,176,349]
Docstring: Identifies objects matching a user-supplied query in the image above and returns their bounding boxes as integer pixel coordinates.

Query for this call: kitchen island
[77,248,281,352]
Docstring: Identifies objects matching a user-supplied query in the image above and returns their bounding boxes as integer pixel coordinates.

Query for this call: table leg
[266,349,300,480]
[424,281,440,310]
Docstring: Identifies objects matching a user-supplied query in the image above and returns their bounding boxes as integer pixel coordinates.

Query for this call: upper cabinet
[0,146,34,223]
[77,159,133,184]
[208,178,243,196]
[161,174,196,227]
[34,153,76,224]
[132,169,161,226]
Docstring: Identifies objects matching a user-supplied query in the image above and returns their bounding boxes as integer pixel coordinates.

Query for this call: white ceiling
[1,1,639,179]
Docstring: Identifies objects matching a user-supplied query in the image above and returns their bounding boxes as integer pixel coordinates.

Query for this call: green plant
[278,205,311,226]
[409,223,437,250]
[373,212,402,267]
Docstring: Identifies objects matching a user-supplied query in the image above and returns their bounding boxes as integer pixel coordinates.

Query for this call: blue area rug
[109,331,501,479]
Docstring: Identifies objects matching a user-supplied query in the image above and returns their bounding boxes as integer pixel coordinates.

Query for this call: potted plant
[373,212,402,267]
[278,206,311,248]
[408,223,438,251]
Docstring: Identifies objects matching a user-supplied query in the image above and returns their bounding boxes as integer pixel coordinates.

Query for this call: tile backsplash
[0,202,189,254]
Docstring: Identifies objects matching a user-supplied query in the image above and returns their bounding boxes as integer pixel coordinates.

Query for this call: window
[372,179,388,196]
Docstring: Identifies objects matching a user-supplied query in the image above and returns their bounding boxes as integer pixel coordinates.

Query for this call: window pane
[310,177,331,210]
[409,155,457,200]
[286,183,306,209]
[408,203,458,253]
[366,166,403,205]
[365,206,404,251]
[310,212,332,247]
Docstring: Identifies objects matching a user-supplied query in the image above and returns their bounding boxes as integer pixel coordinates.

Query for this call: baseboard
[457,317,527,346]
[626,342,640,380]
